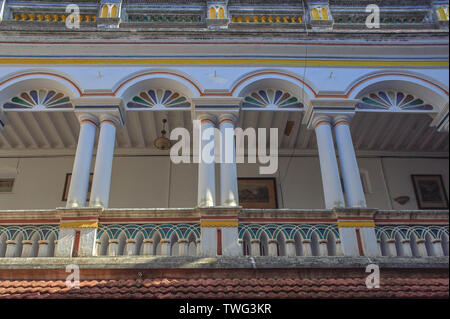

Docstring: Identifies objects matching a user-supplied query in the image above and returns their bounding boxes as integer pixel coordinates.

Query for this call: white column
[197,115,216,207]
[335,239,344,256]
[126,240,136,256]
[66,115,97,208]
[285,240,296,257]
[416,239,428,257]
[142,240,154,256]
[251,240,261,256]
[401,240,413,256]
[108,240,119,256]
[89,116,118,208]
[5,240,17,257]
[38,240,50,257]
[268,240,278,256]
[302,239,313,256]
[313,116,345,209]
[21,240,34,257]
[386,239,398,256]
[219,114,239,207]
[178,240,189,256]
[334,116,367,208]
[432,240,445,257]
[160,240,171,256]
[319,239,329,256]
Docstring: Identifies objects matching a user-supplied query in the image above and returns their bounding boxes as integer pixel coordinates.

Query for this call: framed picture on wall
[238,178,278,209]
[62,173,94,202]
[411,175,449,209]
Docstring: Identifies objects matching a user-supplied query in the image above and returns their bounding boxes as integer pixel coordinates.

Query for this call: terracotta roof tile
[0,275,448,299]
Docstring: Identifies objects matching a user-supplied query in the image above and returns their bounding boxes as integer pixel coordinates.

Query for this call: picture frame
[238,178,278,209]
[62,173,93,202]
[411,175,449,210]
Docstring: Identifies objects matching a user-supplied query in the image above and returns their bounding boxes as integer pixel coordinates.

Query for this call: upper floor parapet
[0,0,448,34]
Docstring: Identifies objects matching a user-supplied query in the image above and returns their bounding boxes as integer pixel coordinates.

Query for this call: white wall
[0,155,448,210]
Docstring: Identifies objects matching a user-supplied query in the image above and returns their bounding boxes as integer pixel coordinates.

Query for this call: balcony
[0,207,447,259]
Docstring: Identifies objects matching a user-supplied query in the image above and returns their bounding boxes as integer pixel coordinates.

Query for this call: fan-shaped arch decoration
[242,89,304,109]
[356,91,433,111]
[127,89,191,108]
[3,90,72,109]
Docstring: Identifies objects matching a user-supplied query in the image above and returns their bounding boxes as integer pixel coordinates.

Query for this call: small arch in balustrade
[153,232,162,256]
[187,232,197,256]
[310,232,320,256]
[378,233,389,256]
[394,233,405,256]
[326,232,337,256]
[116,231,127,256]
[259,233,269,256]
[441,233,449,256]
[170,233,179,256]
[293,232,303,256]
[276,232,286,256]
[242,232,251,256]
[0,233,7,258]
[134,232,145,256]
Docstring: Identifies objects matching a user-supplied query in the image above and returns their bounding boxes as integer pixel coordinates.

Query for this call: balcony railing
[0,208,448,258]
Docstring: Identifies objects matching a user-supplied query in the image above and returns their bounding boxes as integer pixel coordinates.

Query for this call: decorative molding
[242,89,303,109]
[127,89,191,109]
[3,89,72,110]
[356,91,434,111]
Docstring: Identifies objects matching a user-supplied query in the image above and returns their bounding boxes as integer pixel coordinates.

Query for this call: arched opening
[117,232,127,256]
[276,232,286,256]
[326,233,337,256]
[425,233,434,256]
[153,232,162,256]
[218,7,225,19]
[135,232,144,256]
[259,233,268,256]
[170,233,179,256]
[310,233,320,256]
[311,8,320,20]
[441,233,449,256]
[209,7,216,19]
[187,232,197,256]
[394,233,404,256]
[293,232,303,256]
[28,233,40,257]
[321,8,329,20]
[242,232,251,256]
[111,5,118,18]
[410,234,420,257]
[101,5,109,18]
[46,233,56,257]
[0,233,6,257]
[98,233,109,256]
[379,234,388,256]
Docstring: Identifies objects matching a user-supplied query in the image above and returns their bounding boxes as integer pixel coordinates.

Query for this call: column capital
[72,97,125,127]
[218,113,239,125]
[99,113,123,128]
[306,98,358,130]
[76,112,100,126]
[309,114,333,130]
[196,112,218,124]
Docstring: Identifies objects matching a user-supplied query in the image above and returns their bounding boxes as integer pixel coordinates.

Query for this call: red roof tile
[0,275,448,299]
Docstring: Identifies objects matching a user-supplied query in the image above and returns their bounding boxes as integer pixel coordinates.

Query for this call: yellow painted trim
[59,221,99,229]
[0,58,447,68]
[200,220,239,228]
[337,221,375,228]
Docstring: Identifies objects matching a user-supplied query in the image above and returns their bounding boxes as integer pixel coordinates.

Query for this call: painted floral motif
[356,91,433,111]
[127,89,191,108]
[3,90,72,109]
[242,89,304,109]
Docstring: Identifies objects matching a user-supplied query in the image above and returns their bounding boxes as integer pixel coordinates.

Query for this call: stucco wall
[0,155,448,210]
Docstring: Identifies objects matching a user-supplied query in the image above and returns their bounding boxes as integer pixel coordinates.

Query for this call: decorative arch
[346,72,449,113]
[127,89,191,109]
[0,71,83,98]
[113,69,203,101]
[231,70,316,111]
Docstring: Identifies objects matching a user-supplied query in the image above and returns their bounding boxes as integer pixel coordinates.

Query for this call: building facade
[0,0,448,299]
